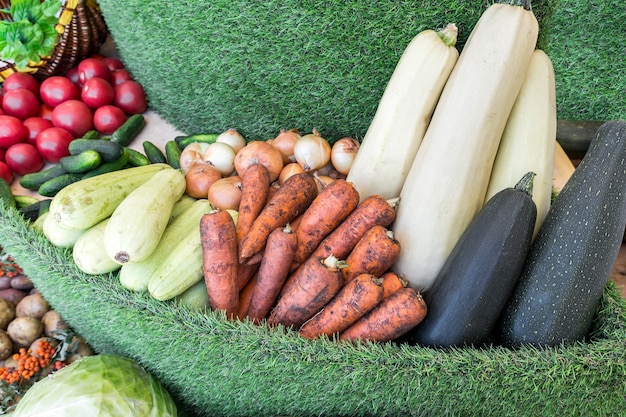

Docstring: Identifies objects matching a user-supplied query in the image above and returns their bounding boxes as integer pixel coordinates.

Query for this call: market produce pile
[1,1,626,416]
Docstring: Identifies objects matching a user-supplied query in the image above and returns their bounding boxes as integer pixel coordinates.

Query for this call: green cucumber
[69,139,124,162]
[20,164,67,191]
[165,140,182,169]
[110,114,146,146]
[38,173,84,197]
[174,133,219,149]
[126,147,150,167]
[81,148,131,179]
[495,120,626,347]
[0,179,15,209]
[142,141,167,164]
[18,198,52,222]
[13,195,40,209]
[81,130,101,140]
[60,150,102,174]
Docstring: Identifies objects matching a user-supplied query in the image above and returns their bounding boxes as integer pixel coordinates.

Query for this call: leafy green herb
[0,0,62,70]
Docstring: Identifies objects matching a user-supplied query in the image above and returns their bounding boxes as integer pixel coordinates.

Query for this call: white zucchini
[485,49,557,237]
[104,168,186,264]
[43,211,85,248]
[391,3,538,291]
[346,24,459,201]
[119,198,212,292]
[73,218,121,275]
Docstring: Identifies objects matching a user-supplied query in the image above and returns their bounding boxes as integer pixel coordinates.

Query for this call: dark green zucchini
[495,120,626,347]
[403,172,537,348]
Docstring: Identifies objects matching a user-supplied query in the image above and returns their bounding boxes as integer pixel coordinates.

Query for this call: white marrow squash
[391,3,538,291]
[72,219,121,275]
[485,49,557,237]
[346,24,459,201]
[104,168,186,264]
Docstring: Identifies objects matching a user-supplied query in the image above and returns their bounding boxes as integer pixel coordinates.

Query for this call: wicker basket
[0,0,108,82]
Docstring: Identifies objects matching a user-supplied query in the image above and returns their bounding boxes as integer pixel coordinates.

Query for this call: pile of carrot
[199,163,427,343]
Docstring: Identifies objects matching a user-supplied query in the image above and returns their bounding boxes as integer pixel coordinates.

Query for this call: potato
[41,310,68,337]
[10,274,34,291]
[0,277,12,290]
[15,292,50,319]
[66,336,94,364]
[0,298,15,330]
[0,288,27,305]
[0,330,13,361]
[7,317,43,348]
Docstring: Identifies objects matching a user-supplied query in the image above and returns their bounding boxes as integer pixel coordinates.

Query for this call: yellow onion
[208,176,243,210]
[278,162,306,184]
[234,140,284,182]
[216,128,246,153]
[272,128,301,164]
[179,142,208,174]
[184,162,222,198]
[293,129,331,172]
[330,137,360,175]
[203,142,237,176]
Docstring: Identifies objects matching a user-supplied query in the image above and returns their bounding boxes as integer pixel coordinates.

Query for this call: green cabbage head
[14,354,177,416]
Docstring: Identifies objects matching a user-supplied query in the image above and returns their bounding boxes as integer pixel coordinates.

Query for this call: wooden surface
[610,246,626,298]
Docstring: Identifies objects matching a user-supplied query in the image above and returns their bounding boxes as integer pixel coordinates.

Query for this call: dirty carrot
[237,272,258,319]
[311,195,398,261]
[339,287,428,343]
[299,273,384,339]
[342,225,401,283]
[239,172,317,263]
[236,163,271,251]
[236,261,260,291]
[380,271,408,299]
[290,179,360,272]
[247,224,298,322]
[200,209,239,318]
[268,254,346,328]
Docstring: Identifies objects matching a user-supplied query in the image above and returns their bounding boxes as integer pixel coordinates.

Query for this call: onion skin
[272,128,301,164]
[278,162,306,184]
[331,137,360,175]
[208,176,243,210]
[293,132,331,172]
[185,162,223,198]
[234,141,284,182]
[216,128,246,153]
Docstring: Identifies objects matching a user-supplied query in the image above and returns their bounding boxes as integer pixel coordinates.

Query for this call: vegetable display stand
[0,0,108,82]
[0,205,625,416]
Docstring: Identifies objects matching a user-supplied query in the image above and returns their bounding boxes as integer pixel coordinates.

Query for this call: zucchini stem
[514,171,536,197]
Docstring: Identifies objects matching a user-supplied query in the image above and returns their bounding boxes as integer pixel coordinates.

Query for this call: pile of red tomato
[0,55,147,184]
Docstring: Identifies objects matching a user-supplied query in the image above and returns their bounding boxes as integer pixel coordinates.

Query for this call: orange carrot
[342,225,401,283]
[237,272,258,319]
[380,271,408,299]
[289,179,360,272]
[267,254,346,328]
[236,163,271,251]
[311,195,398,261]
[200,210,239,318]
[298,273,384,339]
[247,224,298,322]
[239,172,317,263]
[339,287,427,343]
[236,261,260,291]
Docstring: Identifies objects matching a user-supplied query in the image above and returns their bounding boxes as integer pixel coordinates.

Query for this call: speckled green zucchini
[495,119,626,347]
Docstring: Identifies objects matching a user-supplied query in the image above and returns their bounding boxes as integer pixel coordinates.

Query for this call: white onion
[216,128,246,153]
[330,137,360,175]
[179,142,209,174]
[293,131,331,172]
[203,142,236,176]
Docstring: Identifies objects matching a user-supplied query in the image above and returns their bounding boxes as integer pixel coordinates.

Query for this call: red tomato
[36,127,74,162]
[81,77,115,109]
[114,80,147,115]
[110,68,133,87]
[23,117,53,146]
[65,66,81,87]
[93,105,126,135]
[0,115,28,148]
[4,143,44,176]
[2,88,40,120]
[0,147,5,162]
[39,103,54,121]
[40,76,80,107]
[78,58,112,85]
[2,73,39,97]
[102,57,125,72]
[0,161,13,184]
[51,99,93,138]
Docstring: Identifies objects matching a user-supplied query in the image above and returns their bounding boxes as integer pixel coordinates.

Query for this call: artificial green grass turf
[1,204,625,417]
[95,0,561,141]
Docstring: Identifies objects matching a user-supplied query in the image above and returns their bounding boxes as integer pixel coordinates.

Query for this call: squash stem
[437,23,458,47]
[514,171,536,197]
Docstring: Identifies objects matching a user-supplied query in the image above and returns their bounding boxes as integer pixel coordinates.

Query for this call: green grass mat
[1,204,625,416]
[95,0,567,140]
